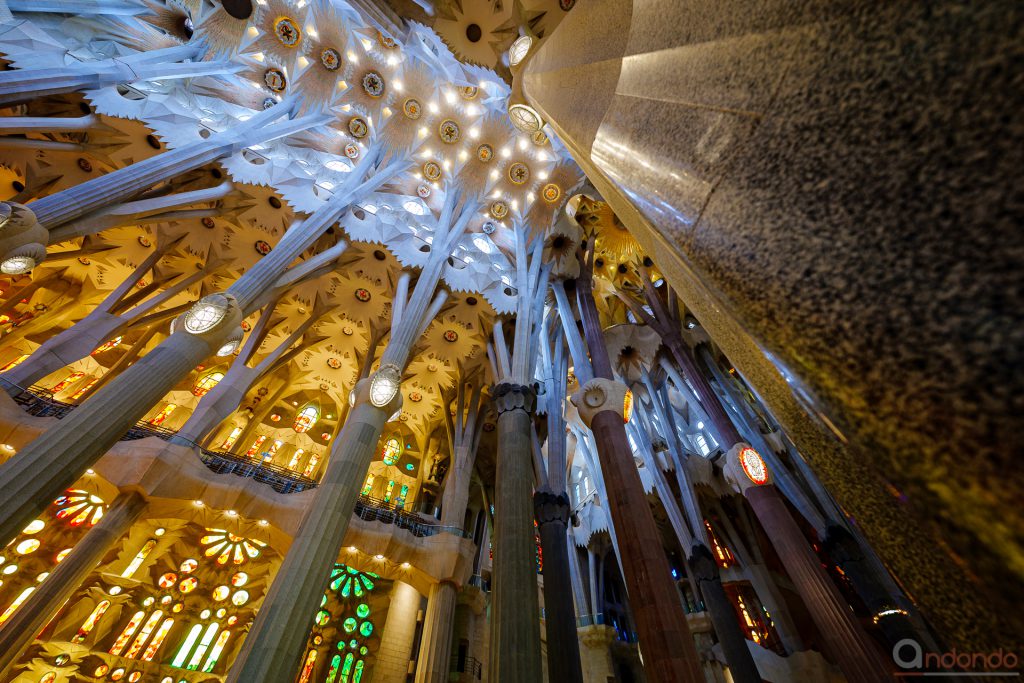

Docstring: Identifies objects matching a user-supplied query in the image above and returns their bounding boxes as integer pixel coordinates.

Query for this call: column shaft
[226,400,389,682]
[745,485,893,682]
[376,581,422,683]
[488,385,542,683]
[0,491,146,675]
[688,544,761,683]
[414,581,458,683]
[535,492,584,683]
[589,409,704,683]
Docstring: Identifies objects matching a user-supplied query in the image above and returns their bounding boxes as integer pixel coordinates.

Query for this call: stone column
[0,491,146,675]
[574,379,704,683]
[375,581,421,683]
[687,544,761,683]
[577,624,617,682]
[415,580,458,683]
[534,491,584,683]
[724,446,893,682]
[488,383,542,683]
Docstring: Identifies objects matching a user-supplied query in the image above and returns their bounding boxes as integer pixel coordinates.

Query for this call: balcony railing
[449,654,483,679]
[354,494,471,539]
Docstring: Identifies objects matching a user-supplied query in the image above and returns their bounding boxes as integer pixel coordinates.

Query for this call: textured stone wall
[524,0,1024,650]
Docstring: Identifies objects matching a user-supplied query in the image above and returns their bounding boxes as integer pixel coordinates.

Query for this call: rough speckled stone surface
[524,0,1024,651]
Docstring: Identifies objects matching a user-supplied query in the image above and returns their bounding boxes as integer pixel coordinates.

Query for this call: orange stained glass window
[288,448,304,469]
[298,649,318,683]
[124,610,163,658]
[192,371,224,397]
[245,436,267,458]
[704,519,735,568]
[91,336,123,354]
[140,617,175,661]
[49,371,85,394]
[0,354,29,372]
[0,587,34,625]
[302,452,321,477]
[73,600,111,643]
[69,378,99,400]
[264,439,283,462]
[109,610,146,655]
[220,427,242,451]
[293,404,319,433]
[149,404,176,426]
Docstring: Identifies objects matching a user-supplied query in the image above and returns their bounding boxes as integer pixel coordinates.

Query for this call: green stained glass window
[356,603,369,618]
[343,617,357,633]
[315,609,330,626]
[325,654,341,683]
[353,660,364,683]
[359,621,373,637]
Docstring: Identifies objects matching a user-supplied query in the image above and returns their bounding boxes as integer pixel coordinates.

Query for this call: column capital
[492,382,536,415]
[722,442,773,494]
[533,490,570,527]
[175,292,244,351]
[686,542,721,583]
[570,377,629,428]
[0,201,47,275]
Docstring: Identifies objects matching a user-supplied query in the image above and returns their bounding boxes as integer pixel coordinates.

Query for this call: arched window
[192,371,224,397]
[381,438,400,466]
[149,404,176,426]
[50,371,85,394]
[293,404,319,433]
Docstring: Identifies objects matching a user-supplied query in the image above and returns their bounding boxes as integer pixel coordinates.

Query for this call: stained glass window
[0,587,34,625]
[109,611,146,655]
[360,474,374,497]
[121,539,157,578]
[49,371,85,394]
[192,371,224,397]
[172,624,203,668]
[381,438,400,465]
[0,354,29,371]
[288,448,305,469]
[69,378,99,400]
[704,519,734,568]
[55,491,106,527]
[149,403,176,426]
[265,439,283,462]
[73,600,111,643]
[297,649,318,683]
[200,529,267,565]
[395,484,409,509]
[220,427,242,451]
[92,336,123,354]
[383,480,395,503]
[303,452,321,478]
[294,404,320,433]
[245,436,267,458]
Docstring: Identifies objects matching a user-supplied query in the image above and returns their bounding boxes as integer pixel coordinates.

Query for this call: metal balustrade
[449,654,483,679]
[354,494,471,539]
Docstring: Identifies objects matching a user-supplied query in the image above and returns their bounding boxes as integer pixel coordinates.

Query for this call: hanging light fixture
[508,35,532,67]
[369,364,401,408]
[508,103,543,134]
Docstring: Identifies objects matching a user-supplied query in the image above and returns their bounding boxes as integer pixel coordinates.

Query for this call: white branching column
[415,375,483,683]
[0,44,237,105]
[0,154,406,547]
[0,491,146,676]
[0,101,326,272]
[534,320,584,683]
[487,224,549,683]
[225,192,476,683]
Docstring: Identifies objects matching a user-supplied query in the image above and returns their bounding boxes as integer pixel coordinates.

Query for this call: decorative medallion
[402,98,422,120]
[321,432,331,440]
[241,320,251,331]
[254,240,272,255]
[342,325,354,335]
[354,288,371,302]
[348,116,368,138]
[136,280,147,289]
[270,413,281,422]
[361,71,385,98]
[264,68,286,92]
[460,85,479,100]
[417,184,431,198]
[320,47,341,71]
[377,30,397,49]
[257,387,269,396]
[483,422,495,432]
[427,363,438,372]
[532,129,549,145]
[327,357,342,369]
[409,391,422,402]
[559,0,576,9]
[273,17,300,47]
[739,447,769,485]
[422,161,442,182]
[262,97,277,110]
[202,217,216,229]
[438,119,460,144]
[443,330,458,343]
[78,256,91,265]
[542,183,561,203]
[489,200,509,220]
[476,143,494,162]
[319,383,329,391]
[508,162,530,185]
[344,143,360,159]
[77,158,92,173]
[482,221,496,234]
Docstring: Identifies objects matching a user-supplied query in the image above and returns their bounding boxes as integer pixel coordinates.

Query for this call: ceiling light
[370,364,401,407]
[183,294,231,334]
[508,35,532,67]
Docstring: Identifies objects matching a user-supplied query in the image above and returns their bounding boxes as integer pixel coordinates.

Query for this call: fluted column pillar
[375,581,422,683]
[415,580,458,683]
[687,544,761,683]
[0,491,146,675]
[574,379,704,683]
[534,491,584,683]
[488,383,542,683]
[725,445,893,682]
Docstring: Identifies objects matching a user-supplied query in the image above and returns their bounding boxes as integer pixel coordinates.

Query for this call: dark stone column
[687,544,762,683]
[588,408,704,683]
[488,383,542,683]
[534,491,584,683]
[0,491,147,676]
[823,525,922,646]
[745,485,893,682]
